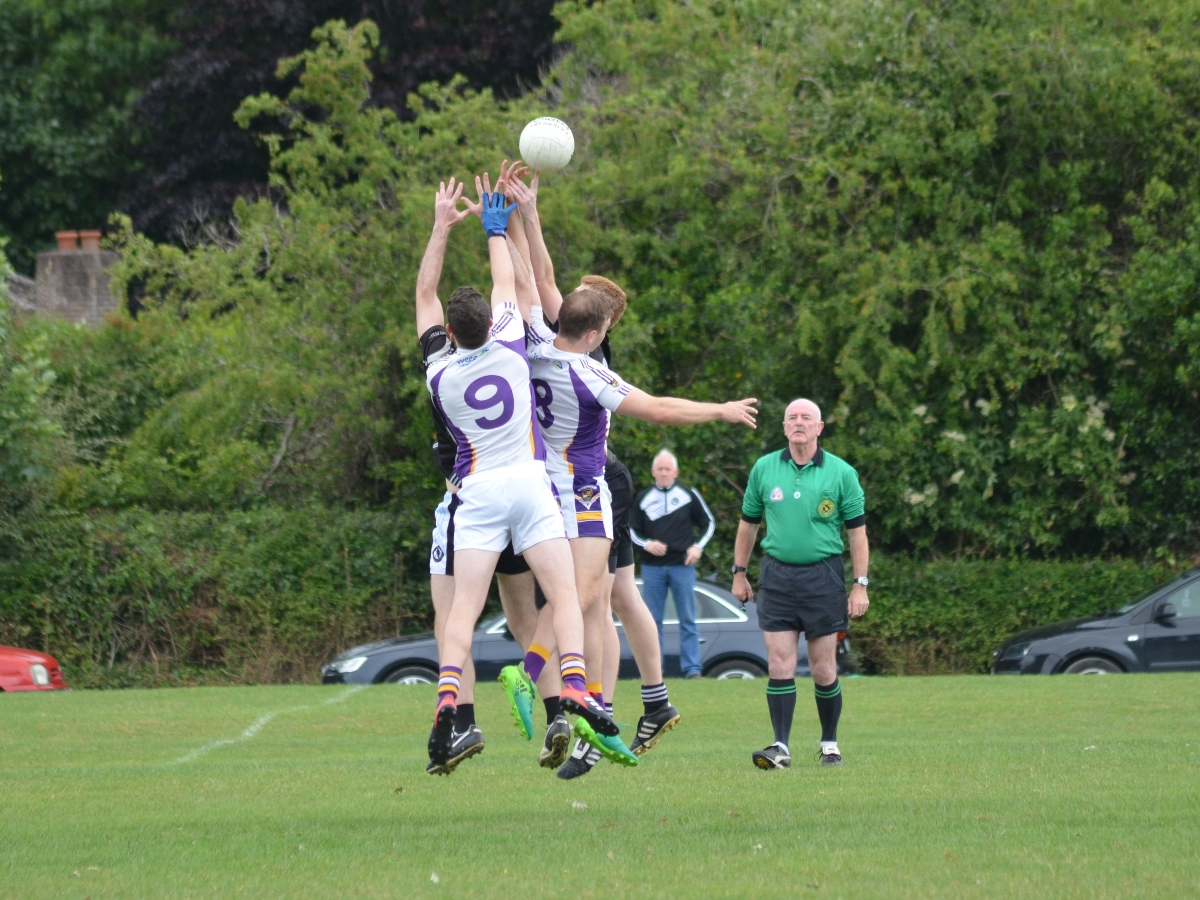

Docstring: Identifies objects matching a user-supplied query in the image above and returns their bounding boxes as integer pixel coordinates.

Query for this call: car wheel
[707,659,767,680]
[1062,656,1123,675]
[382,665,438,685]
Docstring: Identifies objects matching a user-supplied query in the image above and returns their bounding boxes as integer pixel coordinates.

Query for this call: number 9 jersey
[425,300,547,483]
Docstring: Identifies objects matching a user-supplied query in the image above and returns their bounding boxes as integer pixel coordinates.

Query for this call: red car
[0,645,69,691]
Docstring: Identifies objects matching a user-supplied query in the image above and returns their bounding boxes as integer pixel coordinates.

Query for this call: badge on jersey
[818,498,836,518]
[770,486,784,502]
[576,486,598,508]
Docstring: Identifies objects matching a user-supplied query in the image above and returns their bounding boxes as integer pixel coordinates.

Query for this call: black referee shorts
[443,494,530,578]
[755,554,848,639]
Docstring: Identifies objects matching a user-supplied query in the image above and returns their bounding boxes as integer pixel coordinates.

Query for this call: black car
[992,567,1200,674]
[322,579,853,684]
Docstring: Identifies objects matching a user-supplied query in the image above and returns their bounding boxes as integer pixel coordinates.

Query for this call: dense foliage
[49,0,1198,558]
[0,0,174,273]
[0,506,427,686]
[854,556,1172,674]
[0,505,1171,686]
[0,0,559,271]
[4,1,1200,682]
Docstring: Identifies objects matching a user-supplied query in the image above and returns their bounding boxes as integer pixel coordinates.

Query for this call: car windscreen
[1115,569,1200,614]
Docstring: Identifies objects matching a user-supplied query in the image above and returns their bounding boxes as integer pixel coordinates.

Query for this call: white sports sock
[820,741,839,754]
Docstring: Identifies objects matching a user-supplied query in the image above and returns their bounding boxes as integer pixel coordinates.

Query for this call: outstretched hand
[505,170,538,217]
[481,191,518,238]
[433,178,471,229]
[494,159,529,197]
[722,398,760,428]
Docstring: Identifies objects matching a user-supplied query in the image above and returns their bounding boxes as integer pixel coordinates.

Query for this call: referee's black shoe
[817,746,843,767]
[751,743,791,770]
[630,704,681,756]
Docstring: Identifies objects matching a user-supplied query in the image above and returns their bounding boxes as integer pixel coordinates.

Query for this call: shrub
[852,557,1175,674]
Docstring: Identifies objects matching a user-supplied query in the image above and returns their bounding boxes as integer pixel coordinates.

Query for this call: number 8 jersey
[425,300,546,482]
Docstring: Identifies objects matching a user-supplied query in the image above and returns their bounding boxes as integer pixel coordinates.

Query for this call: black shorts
[755,554,848,638]
[606,454,635,574]
[443,494,530,578]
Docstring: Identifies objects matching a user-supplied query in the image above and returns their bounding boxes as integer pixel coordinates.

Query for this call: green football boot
[571,717,639,767]
[497,664,536,740]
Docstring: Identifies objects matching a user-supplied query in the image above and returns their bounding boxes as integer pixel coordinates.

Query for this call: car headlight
[999,641,1034,662]
[330,656,368,674]
[30,663,50,686]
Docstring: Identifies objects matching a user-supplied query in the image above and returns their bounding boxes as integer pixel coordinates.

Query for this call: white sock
[775,741,790,754]
[821,741,839,754]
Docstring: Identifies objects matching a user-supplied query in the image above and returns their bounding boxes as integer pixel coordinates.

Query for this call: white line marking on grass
[172,685,366,764]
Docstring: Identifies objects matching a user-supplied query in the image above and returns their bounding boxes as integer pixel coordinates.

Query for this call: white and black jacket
[630,483,716,567]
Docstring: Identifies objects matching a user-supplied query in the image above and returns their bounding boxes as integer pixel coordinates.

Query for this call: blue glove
[480,192,517,238]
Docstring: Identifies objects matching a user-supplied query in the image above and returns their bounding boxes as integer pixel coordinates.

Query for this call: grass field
[2,675,1198,898]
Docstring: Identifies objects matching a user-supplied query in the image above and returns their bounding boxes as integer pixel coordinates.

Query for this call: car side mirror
[1156,603,1177,623]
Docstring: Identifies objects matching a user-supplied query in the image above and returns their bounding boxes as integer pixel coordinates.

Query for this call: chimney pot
[55,230,79,252]
[79,230,102,252]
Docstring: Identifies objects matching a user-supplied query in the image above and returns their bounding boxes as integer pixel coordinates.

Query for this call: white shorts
[454,460,566,555]
[549,470,613,541]
[429,491,454,576]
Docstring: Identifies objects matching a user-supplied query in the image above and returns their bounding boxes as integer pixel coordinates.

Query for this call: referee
[731,398,869,769]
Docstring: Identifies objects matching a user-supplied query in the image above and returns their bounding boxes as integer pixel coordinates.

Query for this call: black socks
[766,678,797,747]
[814,679,842,743]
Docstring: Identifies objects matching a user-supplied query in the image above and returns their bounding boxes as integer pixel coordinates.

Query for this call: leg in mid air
[601,571,621,705]
[517,583,571,768]
[428,573,485,774]
[557,538,638,779]
[609,564,680,756]
[429,548,500,771]
[426,493,484,775]
[521,537,618,738]
[495,564,543,741]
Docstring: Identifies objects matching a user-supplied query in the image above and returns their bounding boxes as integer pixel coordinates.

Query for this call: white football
[519,117,575,171]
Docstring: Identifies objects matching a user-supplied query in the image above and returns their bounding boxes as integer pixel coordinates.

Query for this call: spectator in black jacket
[630,450,716,678]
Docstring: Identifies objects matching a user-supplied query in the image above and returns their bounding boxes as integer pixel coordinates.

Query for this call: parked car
[323,579,853,685]
[0,645,69,691]
[992,567,1200,674]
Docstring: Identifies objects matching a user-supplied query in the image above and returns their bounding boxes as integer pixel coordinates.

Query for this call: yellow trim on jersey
[577,511,605,522]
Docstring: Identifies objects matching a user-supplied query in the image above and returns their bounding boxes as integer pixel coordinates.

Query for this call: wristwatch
[853,576,869,587]
[731,564,747,575]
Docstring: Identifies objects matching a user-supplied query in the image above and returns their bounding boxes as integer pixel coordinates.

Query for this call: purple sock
[562,673,587,691]
[523,649,548,683]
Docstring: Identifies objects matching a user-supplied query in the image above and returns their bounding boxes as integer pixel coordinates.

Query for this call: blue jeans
[641,563,701,677]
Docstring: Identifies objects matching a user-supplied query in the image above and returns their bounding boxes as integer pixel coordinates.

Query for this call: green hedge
[852,558,1175,675]
[0,505,1180,685]
[0,506,431,688]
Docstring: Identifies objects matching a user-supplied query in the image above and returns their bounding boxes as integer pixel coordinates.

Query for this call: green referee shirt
[741,445,866,565]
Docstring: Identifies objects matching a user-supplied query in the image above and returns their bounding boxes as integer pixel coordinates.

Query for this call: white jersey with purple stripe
[527,307,632,477]
[425,301,546,482]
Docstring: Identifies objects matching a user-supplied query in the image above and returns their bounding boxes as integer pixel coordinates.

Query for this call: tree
[0,0,174,273]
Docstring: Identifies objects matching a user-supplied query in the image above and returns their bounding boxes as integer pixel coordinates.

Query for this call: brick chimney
[35,229,121,324]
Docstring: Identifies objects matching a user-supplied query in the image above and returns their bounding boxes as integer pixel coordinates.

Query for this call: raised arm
[415,178,471,337]
[497,163,540,322]
[516,172,566,323]
[616,387,759,428]
[480,186,519,310]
